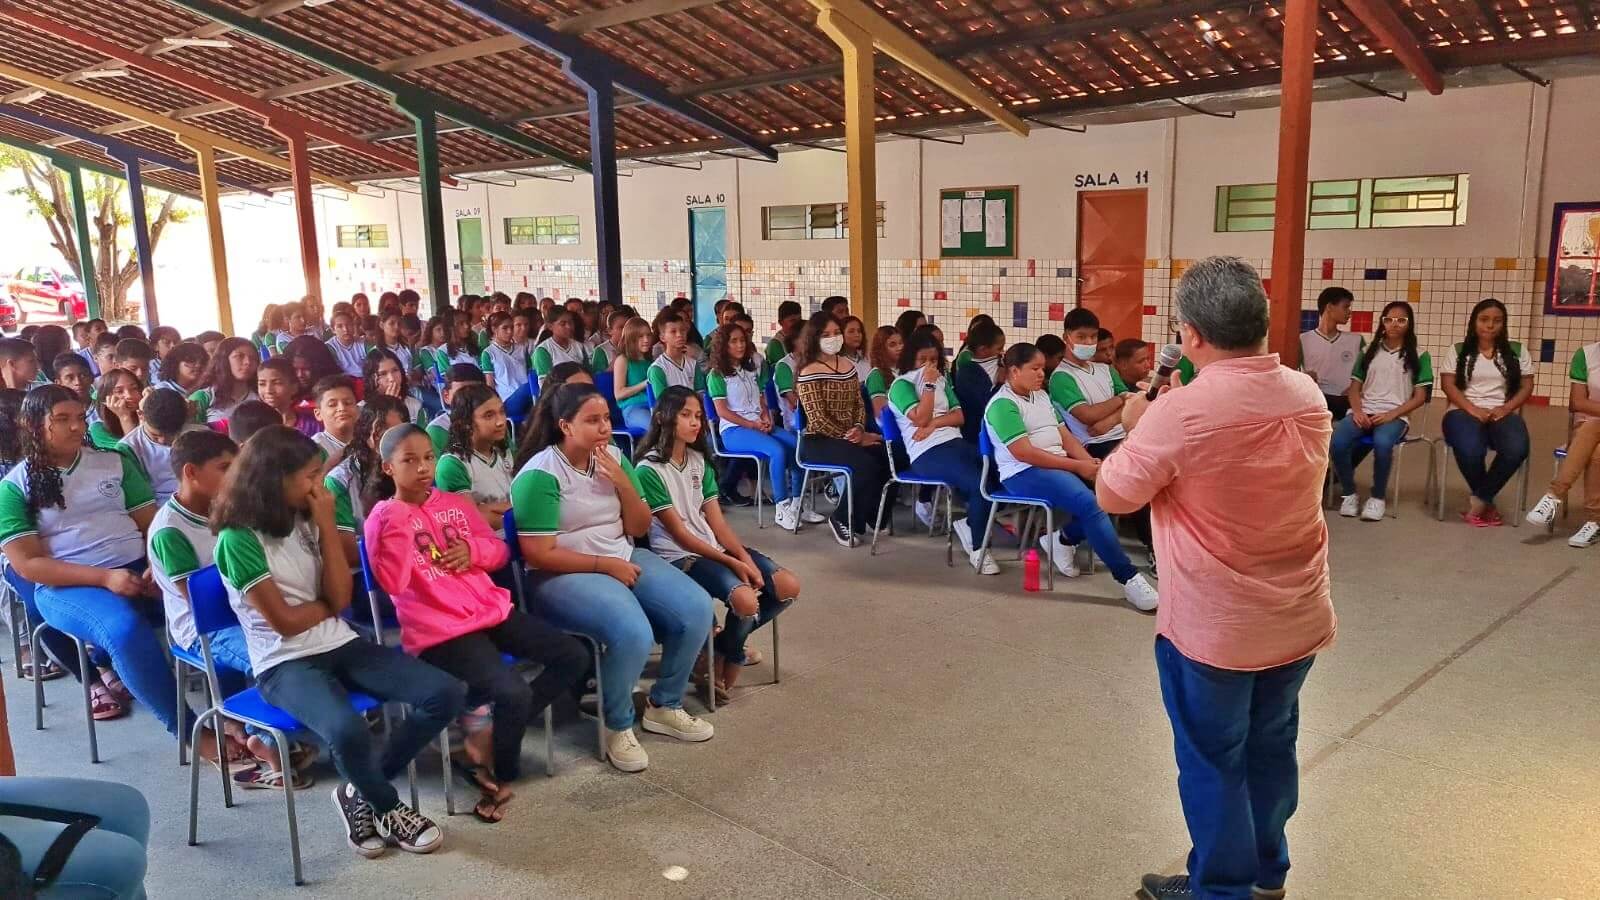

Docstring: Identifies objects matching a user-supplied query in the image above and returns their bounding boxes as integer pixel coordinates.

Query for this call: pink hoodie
[364,489,512,654]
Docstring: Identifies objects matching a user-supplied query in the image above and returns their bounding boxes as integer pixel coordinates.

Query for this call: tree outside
[0,147,194,323]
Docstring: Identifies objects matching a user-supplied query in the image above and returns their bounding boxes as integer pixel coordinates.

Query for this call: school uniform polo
[647,353,702,398]
[119,424,197,506]
[214,520,358,675]
[636,450,721,564]
[887,370,963,463]
[147,498,214,650]
[326,338,369,378]
[1048,359,1129,445]
[591,340,619,373]
[772,354,799,430]
[765,336,787,367]
[1441,342,1533,408]
[426,412,451,454]
[390,344,416,375]
[0,448,154,567]
[436,446,514,507]
[1351,346,1434,419]
[479,340,531,402]
[864,367,895,402]
[190,388,257,424]
[324,456,367,535]
[705,366,766,434]
[531,337,588,378]
[511,444,641,560]
[848,354,870,383]
[1569,342,1600,424]
[313,431,348,467]
[983,384,1068,481]
[1299,329,1365,397]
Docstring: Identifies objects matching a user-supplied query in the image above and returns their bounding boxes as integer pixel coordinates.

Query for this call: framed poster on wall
[1546,201,1600,316]
[939,186,1018,258]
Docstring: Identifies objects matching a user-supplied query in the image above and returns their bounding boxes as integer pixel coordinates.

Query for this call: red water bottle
[1023,549,1041,592]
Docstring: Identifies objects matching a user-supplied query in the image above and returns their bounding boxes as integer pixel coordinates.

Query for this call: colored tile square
[1048,302,1066,321]
[1026,260,1036,277]
[1364,268,1388,281]
[933,291,948,301]
[1055,267,1072,278]
[1407,279,1422,302]
[1012,301,1029,329]
[1300,310,1319,332]
[896,297,911,307]
[1540,339,1556,363]
[1321,259,1335,280]
[1494,257,1519,271]
[1143,305,1157,316]
[998,267,1008,277]
[1349,311,1374,333]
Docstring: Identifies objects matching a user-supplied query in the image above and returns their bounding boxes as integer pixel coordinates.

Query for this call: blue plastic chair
[873,408,953,564]
[700,392,766,528]
[792,404,854,539]
[6,567,99,761]
[975,427,1060,591]
[184,566,388,885]
[645,381,657,409]
[595,370,644,456]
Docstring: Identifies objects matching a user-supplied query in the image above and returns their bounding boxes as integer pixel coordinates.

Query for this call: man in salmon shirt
[1096,257,1337,900]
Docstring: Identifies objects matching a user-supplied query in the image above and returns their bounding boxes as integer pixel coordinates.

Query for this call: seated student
[257,357,321,437]
[1051,308,1134,458]
[196,331,225,358]
[426,364,490,454]
[71,320,97,374]
[636,386,798,699]
[512,383,715,773]
[374,310,415,377]
[311,375,361,471]
[273,300,310,354]
[1113,338,1153,391]
[531,309,588,379]
[706,323,815,532]
[326,396,408,564]
[1528,334,1600,545]
[212,425,465,856]
[765,301,804,368]
[888,326,997,575]
[89,368,143,450]
[821,295,849,323]
[148,430,309,789]
[91,332,119,382]
[1300,286,1363,419]
[793,311,890,547]
[0,384,241,765]
[365,424,586,821]
[1440,298,1533,526]
[1036,334,1067,377]
[436,383,515,534]
[612,316,655,433]
[0,387,62,683]
[647,315,703,398]
[52,352,95,413]
[117,388,195,506]
[326,306,370,378]
[983,343,1159,611]
[156,342,208,397]
[478,311,533,411]
[0,338,39,390]
[147,327,180,381]
[1330,300,1432,522]
[227,400,283,445]
[953,315,1000,373]
[591,308,628,374]
[1093,328,1115,366]
[191,337,260,425]
[364,348,426,425]
[283,335,343,400]
[113,339,155,387]
[840,316,871,383]
[952,319,1006,445]
[0,389,22,476]
[32,326,71,380]
[253,303,283,357]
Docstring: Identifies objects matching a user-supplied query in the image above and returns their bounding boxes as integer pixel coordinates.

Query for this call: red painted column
[279,127,323,301]
[1269,0,1316,366]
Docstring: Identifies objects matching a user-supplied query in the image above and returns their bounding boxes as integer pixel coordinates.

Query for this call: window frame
[503,214,581,246]
[335,224,389,249]
[762,201,886,241]
[1213,174,1470,233]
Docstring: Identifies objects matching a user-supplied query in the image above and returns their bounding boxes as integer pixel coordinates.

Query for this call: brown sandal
[88,683,127,721]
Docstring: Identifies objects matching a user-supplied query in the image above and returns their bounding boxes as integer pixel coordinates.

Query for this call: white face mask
[1071,343,1097,361]
[820,335,845,355]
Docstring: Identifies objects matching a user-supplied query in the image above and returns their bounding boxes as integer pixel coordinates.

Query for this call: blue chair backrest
[528,368,540,400]
[978,423,995,458]
[700,391,720,425]
[356,538,380,599]
[878,406,903,445]
[188,566,240,636]
[258,343,271,362]
[645,381,657,408]
[764,375,780,412]
[594,370,627,427]
[502,509,521,564]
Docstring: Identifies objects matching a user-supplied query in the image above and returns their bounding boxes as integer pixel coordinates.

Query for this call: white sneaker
[1568,521,1600,548]
[1123,573,1159,612]
[1526,493,1562,527]
[1360,498,1386,521]
[1338,494,1360,518]
[969,549,1000,575]
[952,517,975,556]
[640,703,715,742]
[773,498,798,531]
[798,500,827,524]
[1038,533,1079,578]
[605,727,649,772]
[915,500,936,529]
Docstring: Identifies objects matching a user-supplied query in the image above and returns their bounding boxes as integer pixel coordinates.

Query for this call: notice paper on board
[984,199,1007,248]
[941,198,962,248]
[962,198,984,232]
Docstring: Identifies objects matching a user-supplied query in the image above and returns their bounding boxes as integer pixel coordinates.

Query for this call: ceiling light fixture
[13,89,45,104]
[77,68,130,79]
[162,37,235,49]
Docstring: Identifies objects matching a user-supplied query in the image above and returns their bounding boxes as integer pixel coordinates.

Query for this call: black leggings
[799,434,890,533]
[418,609,589,782]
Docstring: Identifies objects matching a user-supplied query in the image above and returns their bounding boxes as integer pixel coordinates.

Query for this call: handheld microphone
[1146,343,1184,400]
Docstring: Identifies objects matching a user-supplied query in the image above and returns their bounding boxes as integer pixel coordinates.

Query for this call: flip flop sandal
[288,741,318,771]
[97,671,133,706]
[233,765,314,791]
[472,792,508,824]
[19,653,65,682]
[88,684,127,721]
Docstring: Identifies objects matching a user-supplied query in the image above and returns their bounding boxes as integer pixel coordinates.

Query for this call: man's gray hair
[1174,256,1270,351]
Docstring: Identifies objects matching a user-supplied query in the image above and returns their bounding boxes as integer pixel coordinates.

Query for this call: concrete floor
[5,402,1596,899]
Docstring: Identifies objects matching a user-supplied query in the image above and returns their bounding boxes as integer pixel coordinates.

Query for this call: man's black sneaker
[331,782,385,858]
[376,802,444,854]
[1138,873,1194,899]
[828,518,857,547]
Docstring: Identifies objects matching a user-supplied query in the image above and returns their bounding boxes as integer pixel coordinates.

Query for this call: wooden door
[1075,189,1147,344]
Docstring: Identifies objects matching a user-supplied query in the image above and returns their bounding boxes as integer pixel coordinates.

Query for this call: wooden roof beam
[1338,0,1445,94]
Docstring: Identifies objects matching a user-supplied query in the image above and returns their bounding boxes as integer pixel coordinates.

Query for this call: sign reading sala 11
[1075,171,1150,189]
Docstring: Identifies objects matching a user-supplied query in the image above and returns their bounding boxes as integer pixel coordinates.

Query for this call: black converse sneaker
[331,783,385,858]
[1138,873,1195,899]
[376,801,444,854]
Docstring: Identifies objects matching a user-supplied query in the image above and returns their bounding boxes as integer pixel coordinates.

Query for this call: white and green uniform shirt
[479,341,531,402]
[437,446,514,522]
[313,431,348,468]
[772,353,799,431]
[190,388,257,425]
[1048,360,1129,445]
[637,450,720,564]
[1570,342,1600,424]
[0,449,154,567]
[531,337,588,378]
[647,353,700,398]
[426,412,451,454]
[705,366,765,434]
[1352,346,1433,419]
[887,370,962,462]
[1299,329,1365,397]
[390,344,416,375]
[983,384,1067,482]
[147,498,214,650]
[1442,341,1532,408]
[324,456,367,534]
[590,340,618,374]
[119,424,194,505]
[511,444,641,560]
[326,338,369,378]
[214,522,358,674]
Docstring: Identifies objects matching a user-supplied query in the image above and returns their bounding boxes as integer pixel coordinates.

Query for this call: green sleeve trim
[1571,350,1589,383]
[701,460,720,502]
[705,369,728,399]
[944,381,958,408]
[887,379,919,416]
[618,451,643,494]
[590,346,607,371]
[646,366,668,400]
[0,480,36,546]
[1110,368,1129,394]
[765,337,785,367]
[954,349,973,371]
[149,526,201,581]
[326,475,356,532]
[427,424,449,455]
[88,421,118,450]
[985,398,1027,444]
[774,361,794,393]
[865,369,887,399]
[478,349,493,372]
[636,464,673,513]
[434,454,472,493]
[531,346,553,377]
[1047,371,1087,412]
[1414,351,1434,386]
[118,450,155,511]
[214,527,271,594]
[511,468,561,535]
[1351,352,1368,382]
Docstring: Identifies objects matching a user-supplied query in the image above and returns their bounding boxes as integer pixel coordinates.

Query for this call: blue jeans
[0,777,149,900]
[1155,636,1316,900]
[1441,409,1530,505]
[1328,416,1408,500]
[909,438,993,536]
[528,548,714,732]
[503,382,534,421]
[34,565,184,736]
[678,548,792,664]
[721,426,802,502]
[621,403,652,434]
[1003,466,1137,583]
[254,638,466,814]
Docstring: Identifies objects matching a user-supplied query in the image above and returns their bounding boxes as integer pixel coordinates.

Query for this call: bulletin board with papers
[939,186,1018,259]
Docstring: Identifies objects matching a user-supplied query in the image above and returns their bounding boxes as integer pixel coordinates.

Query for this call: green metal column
[64,162,101,318]
[395,95,450,316]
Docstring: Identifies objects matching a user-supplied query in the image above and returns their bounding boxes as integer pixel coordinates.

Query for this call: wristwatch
[922,382,937,392]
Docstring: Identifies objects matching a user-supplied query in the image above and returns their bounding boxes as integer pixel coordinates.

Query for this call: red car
[8,265,88,326]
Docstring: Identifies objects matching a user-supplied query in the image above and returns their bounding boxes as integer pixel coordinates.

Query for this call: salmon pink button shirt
[1098,354,1337,671]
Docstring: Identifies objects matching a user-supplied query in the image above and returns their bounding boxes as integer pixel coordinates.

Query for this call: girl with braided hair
[1440,298,1534,526]
[435,383,514,533]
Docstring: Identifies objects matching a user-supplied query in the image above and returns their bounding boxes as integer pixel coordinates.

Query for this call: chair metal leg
[187,708,211,846]
[77,639,98,763]
[770,615,781,685]
[1390,442,1404,519]
[753,459,765,529]
[1435,440,1449,521]
[8,596,22,681]
[870,485,891,556]
[704,629,717,712]
[977,503,1001,575]
[590,640,606,762]
[543,705,555,777]
[216,712,234,809]
[270,725,304,886]
[1045,510,1056,592]
[441,729,454,817]
[945,488,955,567]
[31,623,45,731]
[1514,457,1530,527]
[176,663,188,767]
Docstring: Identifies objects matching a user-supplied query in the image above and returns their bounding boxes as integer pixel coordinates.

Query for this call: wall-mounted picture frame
[1546,201,1600,316]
